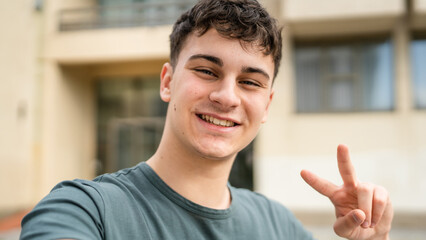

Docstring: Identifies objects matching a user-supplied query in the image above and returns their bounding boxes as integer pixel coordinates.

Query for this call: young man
[21,0,393,239]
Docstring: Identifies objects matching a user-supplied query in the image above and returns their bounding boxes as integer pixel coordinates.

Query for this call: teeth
[200,114,235,127]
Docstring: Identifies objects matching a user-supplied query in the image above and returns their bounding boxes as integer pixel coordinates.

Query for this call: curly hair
[169,0,282,79]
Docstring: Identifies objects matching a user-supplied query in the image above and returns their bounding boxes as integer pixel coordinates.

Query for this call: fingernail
[352,214,362,224]
[362,221,369,228]
[370,222,376,228]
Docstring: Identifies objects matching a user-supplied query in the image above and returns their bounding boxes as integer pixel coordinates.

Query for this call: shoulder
[42,167,137,205]
[20,179,106,239]
[20,164,145,240]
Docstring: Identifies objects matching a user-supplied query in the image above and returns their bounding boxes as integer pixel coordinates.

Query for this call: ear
[160,62,173,102]
[261,89,274,123]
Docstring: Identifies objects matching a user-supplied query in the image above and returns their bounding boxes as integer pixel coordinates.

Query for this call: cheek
[181,80,205,99]
[188,88,201,97]
[244,96,270,121]
[171,79,205,109]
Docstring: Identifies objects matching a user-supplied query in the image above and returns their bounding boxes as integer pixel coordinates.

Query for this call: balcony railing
[58,1,197,31]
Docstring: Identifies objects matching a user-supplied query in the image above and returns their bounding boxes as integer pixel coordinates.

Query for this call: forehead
[177,29,274,72]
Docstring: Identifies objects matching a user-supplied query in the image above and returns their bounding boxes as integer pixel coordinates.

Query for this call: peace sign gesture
[301,144,393,240]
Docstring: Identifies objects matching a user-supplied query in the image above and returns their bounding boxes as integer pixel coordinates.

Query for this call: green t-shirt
[21,162,314,240]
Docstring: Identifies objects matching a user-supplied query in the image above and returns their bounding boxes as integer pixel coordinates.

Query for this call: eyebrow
[188,54,270,80]
[188,54,223,67]
[242,66,270,80]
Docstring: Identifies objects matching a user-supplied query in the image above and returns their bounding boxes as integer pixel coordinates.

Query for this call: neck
[146,138,235,210]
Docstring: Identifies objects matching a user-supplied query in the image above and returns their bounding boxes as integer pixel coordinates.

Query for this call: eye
[240,80,261,87]
[194,69,217,77]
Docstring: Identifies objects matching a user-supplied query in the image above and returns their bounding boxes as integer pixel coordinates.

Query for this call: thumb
[334,209,365,237]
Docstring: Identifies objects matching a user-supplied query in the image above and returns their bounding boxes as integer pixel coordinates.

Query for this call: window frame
[411,31,426,110]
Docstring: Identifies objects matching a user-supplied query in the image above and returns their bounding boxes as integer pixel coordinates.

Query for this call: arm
[20,180,104,240]
[300,144,393,240]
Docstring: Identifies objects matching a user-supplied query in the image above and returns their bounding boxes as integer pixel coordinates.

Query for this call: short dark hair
[169,0,283,79]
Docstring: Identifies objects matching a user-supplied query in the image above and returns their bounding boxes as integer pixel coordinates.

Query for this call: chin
[196,146,237,161]
[191,136,247,161]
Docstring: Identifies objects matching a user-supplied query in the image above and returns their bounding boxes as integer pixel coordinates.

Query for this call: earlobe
[261,90,274,123]
[160,62,173,102]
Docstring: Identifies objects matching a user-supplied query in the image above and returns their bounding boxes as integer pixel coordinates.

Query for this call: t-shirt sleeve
[20,180,105,240]
[270,200,316,240]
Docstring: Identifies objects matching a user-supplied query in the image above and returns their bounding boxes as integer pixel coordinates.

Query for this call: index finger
[337,144,358,187]
[300,169,338,198]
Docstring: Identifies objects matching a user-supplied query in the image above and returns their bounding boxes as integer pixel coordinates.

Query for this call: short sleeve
[20,180,105,240]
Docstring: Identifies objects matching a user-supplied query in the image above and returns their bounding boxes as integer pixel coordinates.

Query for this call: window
[96,77,168,174]
[411,36,426,109]
[294,38,394,113]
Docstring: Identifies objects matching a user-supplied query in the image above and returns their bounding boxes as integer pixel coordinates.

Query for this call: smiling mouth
[197,114,238,127]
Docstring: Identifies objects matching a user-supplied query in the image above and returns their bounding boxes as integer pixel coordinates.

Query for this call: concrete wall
[283,0,405,37]
[415,0,426,11]
[413,0,426,29]
[38,63,96,196]
[0,0,42,212]
[284,0,404,20]
[48,26,171,64]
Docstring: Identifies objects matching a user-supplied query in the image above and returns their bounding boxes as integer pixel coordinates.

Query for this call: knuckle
[374,196,387,207]
[357,182,373,194]
[374,186,389,204]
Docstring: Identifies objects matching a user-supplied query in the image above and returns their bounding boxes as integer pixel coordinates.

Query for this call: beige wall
[38,64,96,196]
[0,0,42,212]
[48,26,171,64]
[413,0,426,29]
[284,0,404,20]
[415,0,426,11]
[283,0,405,37]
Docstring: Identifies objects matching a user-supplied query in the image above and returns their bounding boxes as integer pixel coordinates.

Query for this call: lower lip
[196,115,238,133]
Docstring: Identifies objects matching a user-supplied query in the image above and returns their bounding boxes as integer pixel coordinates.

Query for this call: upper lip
[196,112,241,125]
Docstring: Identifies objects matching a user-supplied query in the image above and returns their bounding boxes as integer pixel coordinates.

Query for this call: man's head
[169,0,282,79]
[158,0,279,161]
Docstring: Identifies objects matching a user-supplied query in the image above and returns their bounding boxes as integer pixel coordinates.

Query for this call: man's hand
[300,144,393,240]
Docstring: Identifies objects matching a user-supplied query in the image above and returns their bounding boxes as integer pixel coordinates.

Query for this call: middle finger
[357,182,374,228]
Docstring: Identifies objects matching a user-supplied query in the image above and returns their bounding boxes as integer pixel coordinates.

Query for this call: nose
[209,78,241,110]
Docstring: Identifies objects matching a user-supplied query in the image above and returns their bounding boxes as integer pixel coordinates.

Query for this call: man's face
[160,29,275,161]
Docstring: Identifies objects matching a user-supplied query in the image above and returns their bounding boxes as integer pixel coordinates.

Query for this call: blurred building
[1,0,426,238]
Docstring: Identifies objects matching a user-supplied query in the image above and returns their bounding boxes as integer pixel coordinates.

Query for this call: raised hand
[300,144,393,240]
